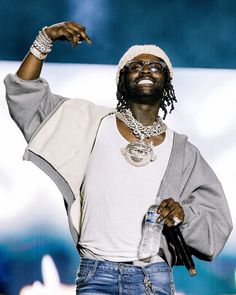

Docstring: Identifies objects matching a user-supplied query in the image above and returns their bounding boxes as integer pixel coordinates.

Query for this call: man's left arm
[158,145,233,261]
[180,179,232,260]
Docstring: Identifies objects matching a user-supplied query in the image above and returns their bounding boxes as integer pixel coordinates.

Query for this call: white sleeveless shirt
[79,114,173,262]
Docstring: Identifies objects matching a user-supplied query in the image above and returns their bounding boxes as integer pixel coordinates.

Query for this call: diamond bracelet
[30,26,53,60]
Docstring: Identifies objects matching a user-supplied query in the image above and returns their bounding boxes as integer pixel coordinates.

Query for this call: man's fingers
[65,28,92,45]
[78,30,92,44]
[45,21,92,45]
[164,215,175,227]
[157,198,184,226]
[64,31,76,45]
[173,216,182,226]
[163,212,184,227]
[157,198,175,214]
[85,35,92,44]
[72,35,79,47]
[64,22,92,45]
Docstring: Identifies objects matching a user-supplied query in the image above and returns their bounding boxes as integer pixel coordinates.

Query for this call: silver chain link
[116,109,167,140]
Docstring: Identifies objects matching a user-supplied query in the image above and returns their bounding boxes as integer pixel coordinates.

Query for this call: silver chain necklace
[116,109,167,167]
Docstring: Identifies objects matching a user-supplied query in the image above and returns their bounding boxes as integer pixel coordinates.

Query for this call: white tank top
[79,114,173,262]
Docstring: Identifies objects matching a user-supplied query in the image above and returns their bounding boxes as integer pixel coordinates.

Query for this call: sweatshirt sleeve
[4,73,65,142]
[179,143,233,261]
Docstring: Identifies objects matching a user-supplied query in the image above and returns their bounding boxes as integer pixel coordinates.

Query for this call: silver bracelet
[41,26,53,43]
[33,27,53,54]
[30,27,53,60]
[30,26,53,60]
[30,45,47,60]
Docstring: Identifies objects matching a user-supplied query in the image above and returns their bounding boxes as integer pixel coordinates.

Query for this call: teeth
[138,79,153,85]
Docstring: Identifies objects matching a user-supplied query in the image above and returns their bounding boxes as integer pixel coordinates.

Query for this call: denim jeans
[76,258,175,295]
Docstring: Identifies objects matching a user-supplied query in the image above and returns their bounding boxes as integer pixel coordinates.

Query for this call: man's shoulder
[45,98,116,128]
[172,130,200,153]
[62,98,115,113]
[170,130,203,167]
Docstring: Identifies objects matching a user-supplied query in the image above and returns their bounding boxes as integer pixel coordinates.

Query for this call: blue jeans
[76,258,175,295]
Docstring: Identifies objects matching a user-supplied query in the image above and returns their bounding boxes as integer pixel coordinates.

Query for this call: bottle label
[145,211,159,223]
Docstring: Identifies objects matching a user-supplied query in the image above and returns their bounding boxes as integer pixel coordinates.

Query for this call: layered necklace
[116,109,167,167]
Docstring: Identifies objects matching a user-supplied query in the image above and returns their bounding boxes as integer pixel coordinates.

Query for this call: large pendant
[121,140,156,167]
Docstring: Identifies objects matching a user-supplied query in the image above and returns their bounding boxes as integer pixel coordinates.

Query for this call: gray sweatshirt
[4,73,233,266]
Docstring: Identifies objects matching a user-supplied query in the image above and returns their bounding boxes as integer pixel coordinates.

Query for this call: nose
[140,63,151,74]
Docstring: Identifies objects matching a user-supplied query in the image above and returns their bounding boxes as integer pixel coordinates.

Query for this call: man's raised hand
[45,21,92,47]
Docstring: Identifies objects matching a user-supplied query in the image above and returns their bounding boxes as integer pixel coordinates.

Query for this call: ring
[77,34,82,43]
[173,216,182,226]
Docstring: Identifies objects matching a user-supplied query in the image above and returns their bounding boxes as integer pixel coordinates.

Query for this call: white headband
[116,44,173,84]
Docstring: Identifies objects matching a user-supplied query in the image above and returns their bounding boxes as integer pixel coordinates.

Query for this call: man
[4,21,232,295]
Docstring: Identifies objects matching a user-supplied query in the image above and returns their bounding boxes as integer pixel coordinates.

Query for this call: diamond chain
[116,109,167,140]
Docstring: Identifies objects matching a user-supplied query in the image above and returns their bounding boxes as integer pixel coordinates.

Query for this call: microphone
[168,225,197,276]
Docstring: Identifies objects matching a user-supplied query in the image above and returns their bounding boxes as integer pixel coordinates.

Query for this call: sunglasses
[126,60,167,72]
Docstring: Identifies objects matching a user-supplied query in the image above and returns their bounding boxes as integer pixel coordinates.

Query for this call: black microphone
[168,225,197,276]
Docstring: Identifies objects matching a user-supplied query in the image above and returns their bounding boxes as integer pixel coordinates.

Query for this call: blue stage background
[1,0,236,68]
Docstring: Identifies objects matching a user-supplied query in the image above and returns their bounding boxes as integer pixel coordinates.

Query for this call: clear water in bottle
[138,204,164,260]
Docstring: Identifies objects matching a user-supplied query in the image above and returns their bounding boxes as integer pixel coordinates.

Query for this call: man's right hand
[16,21,91,80]
[45,21,92,47]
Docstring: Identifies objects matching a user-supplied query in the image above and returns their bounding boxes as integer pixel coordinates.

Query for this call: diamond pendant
[121,140,156,167]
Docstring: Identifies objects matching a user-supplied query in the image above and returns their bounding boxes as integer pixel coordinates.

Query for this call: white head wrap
[116,44,173,84]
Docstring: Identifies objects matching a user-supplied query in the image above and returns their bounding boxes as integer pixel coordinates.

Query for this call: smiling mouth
[137,79,154,85]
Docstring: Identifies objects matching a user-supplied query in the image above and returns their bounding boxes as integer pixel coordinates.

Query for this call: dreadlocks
[116,66,177,120]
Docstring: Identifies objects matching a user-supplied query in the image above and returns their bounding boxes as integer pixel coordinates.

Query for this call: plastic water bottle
[138,204,164,260]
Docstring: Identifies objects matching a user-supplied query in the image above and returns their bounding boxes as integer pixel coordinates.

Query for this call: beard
[124,82,164,106]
